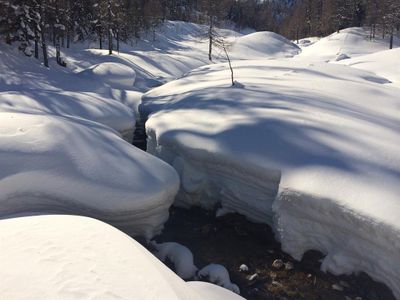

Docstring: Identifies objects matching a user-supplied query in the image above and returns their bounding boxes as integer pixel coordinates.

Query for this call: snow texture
[0,215,245,300]
[152,241,198,279]
[231,31,301,59]
[79,62,136,89]
[0,112,179,239]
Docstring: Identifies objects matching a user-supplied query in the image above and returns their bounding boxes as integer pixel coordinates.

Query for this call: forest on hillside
[1,0,399,57]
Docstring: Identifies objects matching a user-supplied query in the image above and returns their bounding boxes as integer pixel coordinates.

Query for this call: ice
[152,241,198,280]
[0,112,179,239]
[0,215,244,300]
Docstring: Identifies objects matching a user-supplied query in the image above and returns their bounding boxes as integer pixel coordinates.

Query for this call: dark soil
[151,206,395,300]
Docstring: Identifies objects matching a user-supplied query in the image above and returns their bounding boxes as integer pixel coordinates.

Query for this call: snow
[198,264,240,294]
[0,112,179,239]
[0,215,244,300]
[142,58,400,298]
[297,27,399,62]
[152,241,198,280]
[336,48,400,84]
[79,62,136,89]
[230,31,301,59]
[0,44,136,142]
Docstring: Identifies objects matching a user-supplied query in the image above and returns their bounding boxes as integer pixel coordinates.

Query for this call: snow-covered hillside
[1,20,399,299]
[0,215,244,300]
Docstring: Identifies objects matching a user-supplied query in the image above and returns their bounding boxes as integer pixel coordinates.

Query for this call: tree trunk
[40,0,49,67]
[34,28,39,59]
[99,28,103,49]
[117,29,120,53]
[108,2,113,55]
[208,17,213,61]
[66,27,70,48]
[389,32,393,49]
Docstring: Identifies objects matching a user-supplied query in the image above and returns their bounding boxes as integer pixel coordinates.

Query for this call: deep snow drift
[0,112,179,238]
[297,27,399,62]
[0,45,136,142]
[230,31,301,59]
[141,59,400,298]
[336,48,400,84]
[0,215,244,300]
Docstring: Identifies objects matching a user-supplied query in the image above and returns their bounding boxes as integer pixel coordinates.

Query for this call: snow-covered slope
[0,45,136,142]
[0,215,244,300]
[141,59,400,298]
[297,27,399,62]
[231,31,301,59]
[0,112,179,238]
[336,48,400,84]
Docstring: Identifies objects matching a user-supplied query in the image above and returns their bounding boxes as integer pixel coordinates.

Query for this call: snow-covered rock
[142,59,400,298]
[231,31,301,59]
[79,62,136,89]
[0,112,179,239]
[152,241,198,279]
[198,264,240,294]
[0,215,244,300]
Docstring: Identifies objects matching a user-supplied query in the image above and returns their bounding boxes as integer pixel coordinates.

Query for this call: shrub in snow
[198,264,240,294]
[80,62,136,89]
[152,241,198,280]
[0,215,244,300]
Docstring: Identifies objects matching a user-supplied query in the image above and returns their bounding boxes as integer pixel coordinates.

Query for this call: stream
[131,115,395,300]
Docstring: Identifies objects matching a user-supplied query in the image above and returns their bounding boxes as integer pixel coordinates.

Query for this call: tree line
[1,0,399,68]
[282,0,400,48]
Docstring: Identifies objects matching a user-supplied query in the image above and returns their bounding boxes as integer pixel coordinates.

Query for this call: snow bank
[0,44,135,142]
[79,62,136,88]
[336,48,400,84]
[0,215,244,300]
[142,59,400,298]
[0,91,135,142]
[0,112,179,238]
[231,31,300,59]
[297,27,399,62]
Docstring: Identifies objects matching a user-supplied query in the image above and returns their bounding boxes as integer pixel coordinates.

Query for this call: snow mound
[142,59,400,298]
[337,48,400,84]
[0,112,179,239]
[297,27,398,62]
[0,215,245,300]
[0,91,135,142]
[0,45,135,142]
[152,241,198,279]
[80,62,136,89]
[198,264,240,294]
[231,31,300,59]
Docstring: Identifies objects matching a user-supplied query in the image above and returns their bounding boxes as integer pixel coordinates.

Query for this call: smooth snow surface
[152,241,198,279]
[337,48,400,84]
[231,31,301,59]
[0,45,135,142]
[79,62,136,88]
[0,112,179,238]
[0,215,245,300]
[142,58,400,298]
[297,27,399,62]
